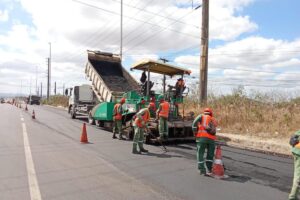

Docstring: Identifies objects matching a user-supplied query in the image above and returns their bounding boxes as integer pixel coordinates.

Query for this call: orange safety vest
[159,101,170,118]
[196,115,216,140]
[295,143,300,149]
[113,103,122,120]
[135,109,150,128]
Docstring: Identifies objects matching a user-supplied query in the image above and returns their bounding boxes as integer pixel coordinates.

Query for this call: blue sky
[242,0,300,41]
[0,0,299,96]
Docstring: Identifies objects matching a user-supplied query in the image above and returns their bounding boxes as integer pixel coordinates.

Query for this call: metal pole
[49,42,52,98]
[29,77,32,95]
[40,82,42,97]
[47,58,50,100]
[35,66,38,95]
[63,83,65,95]
[54,81,56,95]
[159,58,169,95]
[120,0,123,61]
[200,0,209,103]
[146,67,150,98]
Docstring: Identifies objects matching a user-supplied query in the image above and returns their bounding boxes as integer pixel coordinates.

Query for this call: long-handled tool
[145,127,168,152]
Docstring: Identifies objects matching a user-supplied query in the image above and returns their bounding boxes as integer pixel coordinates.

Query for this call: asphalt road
[0,103,294,200]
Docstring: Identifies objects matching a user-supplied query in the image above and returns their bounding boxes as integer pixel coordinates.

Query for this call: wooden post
[200,0,209,103]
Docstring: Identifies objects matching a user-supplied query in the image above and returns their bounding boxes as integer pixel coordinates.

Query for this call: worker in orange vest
[156,95,170,140]
[289,130,300,200]
[192,108,218,176]
[132,104,155,154]
[112,97,126,140]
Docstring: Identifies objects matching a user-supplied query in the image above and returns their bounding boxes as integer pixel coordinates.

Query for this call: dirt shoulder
[217,132,291,156]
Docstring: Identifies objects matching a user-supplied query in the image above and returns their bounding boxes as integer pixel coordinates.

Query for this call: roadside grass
[183,87,300,140]
[42,95,68,108]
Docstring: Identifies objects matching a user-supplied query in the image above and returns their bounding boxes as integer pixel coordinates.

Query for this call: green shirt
[292,130,300,156]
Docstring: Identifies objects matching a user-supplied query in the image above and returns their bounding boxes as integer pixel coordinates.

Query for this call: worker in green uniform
[289,130,300,200]
[132,104,154,154]
[156,95,170,140]
[112,97,126,140]
[192,108,218,176]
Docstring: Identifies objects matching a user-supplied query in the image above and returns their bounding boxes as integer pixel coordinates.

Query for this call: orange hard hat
[120,97,126,104]
[204,107,213,116]
[148,102,155,110]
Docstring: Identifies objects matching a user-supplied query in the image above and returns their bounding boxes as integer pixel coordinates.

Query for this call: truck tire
[70,107,76,119]
[88,114,95,125]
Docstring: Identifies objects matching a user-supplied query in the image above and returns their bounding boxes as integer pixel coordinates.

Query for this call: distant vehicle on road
[65,84,97,119]
[0,98,5,103]
[27,95,41,105]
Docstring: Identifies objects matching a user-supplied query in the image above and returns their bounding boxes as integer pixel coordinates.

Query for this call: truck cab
[65,84,97,119]
[27,95,41,105]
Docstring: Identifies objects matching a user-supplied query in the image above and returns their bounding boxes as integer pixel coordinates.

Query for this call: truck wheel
[88,114,95,125]
[70,108,76,119]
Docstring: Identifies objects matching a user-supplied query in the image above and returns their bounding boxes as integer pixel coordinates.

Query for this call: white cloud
[1,0,298,95]
[0,9,9,22]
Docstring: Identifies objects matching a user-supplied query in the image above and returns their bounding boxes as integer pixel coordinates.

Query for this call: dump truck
[85,50,140,127]
[65,84,98,119]
[85,50,194,143]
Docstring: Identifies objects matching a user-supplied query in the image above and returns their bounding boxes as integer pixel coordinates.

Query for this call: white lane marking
[21,118,24,121]
[22,123,42,200]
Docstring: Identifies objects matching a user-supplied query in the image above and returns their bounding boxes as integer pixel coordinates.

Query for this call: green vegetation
[184,86,300,139]
[42,95,69,108]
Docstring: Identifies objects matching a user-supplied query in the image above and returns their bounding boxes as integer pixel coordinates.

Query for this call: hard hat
[120,97,126,104]
[204,107,213,116]
[148,102,155,110]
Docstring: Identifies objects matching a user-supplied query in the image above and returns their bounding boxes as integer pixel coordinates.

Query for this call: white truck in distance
[65,84,97,119]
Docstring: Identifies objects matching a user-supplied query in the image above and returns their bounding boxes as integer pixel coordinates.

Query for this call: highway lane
[0,103,294,199]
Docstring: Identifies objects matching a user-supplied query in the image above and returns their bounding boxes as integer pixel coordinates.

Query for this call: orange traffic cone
[32,110,36,119]
[212,145,225,179]
[25,104,28,111]
[80,123,88,143]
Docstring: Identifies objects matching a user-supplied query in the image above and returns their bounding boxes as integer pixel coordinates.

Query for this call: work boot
[112,133,117,139]
[140,148,149,153]
[119,134,126,140]
[132,149,141,154]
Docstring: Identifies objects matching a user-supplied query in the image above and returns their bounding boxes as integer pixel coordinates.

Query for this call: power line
[174,61,300,74]
[123,6,198,54]
[106,0,200,29]
[73,0,199,39]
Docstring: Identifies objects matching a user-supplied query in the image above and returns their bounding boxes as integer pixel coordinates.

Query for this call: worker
[137,98,146,111]
[149,97,156,118]
[289,130,300,200]
[132,104,154,154]
[192,108,218,176]
[156,95,170,140]
[112,97,126,140]
[140,70,147,84]
[175,78,185,97]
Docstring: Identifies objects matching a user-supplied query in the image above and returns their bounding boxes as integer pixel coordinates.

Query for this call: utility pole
[120,0,123,61]
[35,66,38,95]
[40,82,43,97]
[29,77,32,95]
[54,81,56,95]
[159,58,169,95]
[47,57,50,100]
[62,83,65,95]
[199,0,209,103]
[47,42,52,100]
[21,80,22,96]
